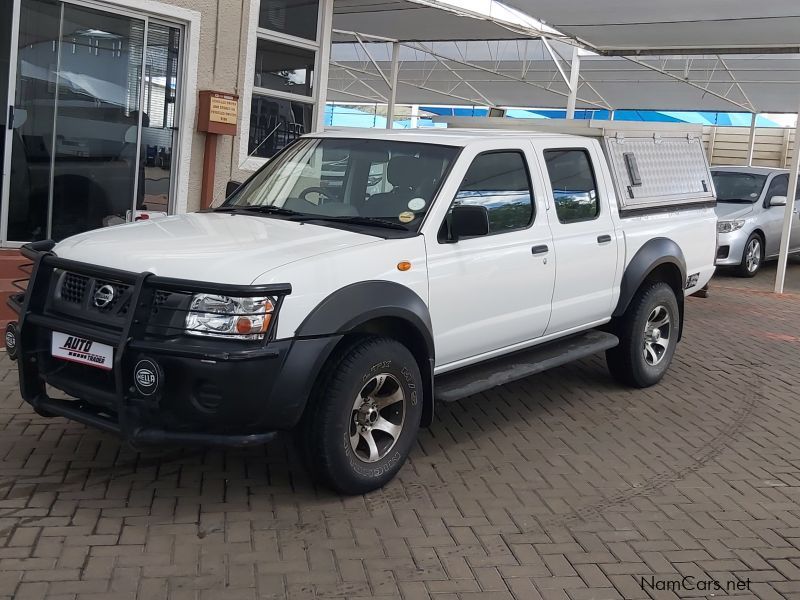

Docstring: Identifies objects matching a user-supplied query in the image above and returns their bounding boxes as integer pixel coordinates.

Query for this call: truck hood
[715,202,755,220]
[53,213,380,284]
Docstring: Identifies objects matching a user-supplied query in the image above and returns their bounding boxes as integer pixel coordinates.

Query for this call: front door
[426,145,555,369]
[538,143,620,334]
[1,0,184,245]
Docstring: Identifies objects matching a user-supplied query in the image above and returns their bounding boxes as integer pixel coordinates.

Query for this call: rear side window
[544,149,600,223]
[453,151,534,234]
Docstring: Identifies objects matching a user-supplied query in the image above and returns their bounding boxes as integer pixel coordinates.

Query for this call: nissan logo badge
[93,284,115,308]
[134,358,161,396]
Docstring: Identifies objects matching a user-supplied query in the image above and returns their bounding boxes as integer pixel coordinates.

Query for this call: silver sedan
[712,166,800,277]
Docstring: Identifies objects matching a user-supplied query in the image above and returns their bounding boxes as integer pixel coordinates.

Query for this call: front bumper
[715,227,750,266]
[9,241,337,447]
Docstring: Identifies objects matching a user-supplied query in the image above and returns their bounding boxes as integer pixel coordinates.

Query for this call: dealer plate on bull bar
[51,332,113,370]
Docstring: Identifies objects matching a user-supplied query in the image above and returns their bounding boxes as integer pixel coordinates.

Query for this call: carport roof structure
[501,0,800,55]
[328,0,800,292]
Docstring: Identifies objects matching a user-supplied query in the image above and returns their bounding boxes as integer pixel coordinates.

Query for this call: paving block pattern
[0,267,799,599]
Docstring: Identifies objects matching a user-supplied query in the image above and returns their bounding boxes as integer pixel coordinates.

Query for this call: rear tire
[301,336,422,495]
[736,233,763,277]
[606,281,680,388]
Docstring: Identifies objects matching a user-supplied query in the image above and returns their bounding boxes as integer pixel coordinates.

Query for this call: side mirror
[226,180,243,198]
[771,195,787,207]
[449,204,489,241]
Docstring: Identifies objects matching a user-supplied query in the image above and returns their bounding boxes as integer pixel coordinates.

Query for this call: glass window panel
[248,94,312,158]
[453,151,534,234]
[0,4,11,202]
[7,0,62,242]
[140,22,181,215]
[544,148,600,224]
[254,39,314,97]
[49,4,145,241]
[712,171,768,203]
[258,0,319,41]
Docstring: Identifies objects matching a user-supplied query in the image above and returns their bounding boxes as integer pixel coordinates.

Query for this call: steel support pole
[312,0,334,132]
[747,113,757,166]
[566,46,580,120]
[386,42,400,129]
[774,103,800,293]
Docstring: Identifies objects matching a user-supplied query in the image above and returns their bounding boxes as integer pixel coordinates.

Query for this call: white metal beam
[775,106,800,293]
[386,42,400,128]
[747,113,757,166]
[353,33,391,87]
[566,45,580,119]
[313,0,334,132]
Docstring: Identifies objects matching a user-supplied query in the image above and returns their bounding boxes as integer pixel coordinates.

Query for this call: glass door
[2,0,184,244]
[138,22,181,217]
[0,1,13,210]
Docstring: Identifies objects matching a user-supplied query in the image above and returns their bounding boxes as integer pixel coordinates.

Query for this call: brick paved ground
[0,262,799,600]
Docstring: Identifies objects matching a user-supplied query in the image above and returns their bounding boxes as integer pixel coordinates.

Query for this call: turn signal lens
[397,261,412,271]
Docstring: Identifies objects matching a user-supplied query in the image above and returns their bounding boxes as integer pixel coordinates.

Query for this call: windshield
[711,171,768,203]
[219,137,459,231]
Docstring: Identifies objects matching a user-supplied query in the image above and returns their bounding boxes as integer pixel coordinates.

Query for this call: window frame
[438,148,537,242]
[543,147,602,225]
[243,0,326,165]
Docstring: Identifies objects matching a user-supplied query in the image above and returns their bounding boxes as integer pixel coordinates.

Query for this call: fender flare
[614,237,686,318]
[295,280,436,425]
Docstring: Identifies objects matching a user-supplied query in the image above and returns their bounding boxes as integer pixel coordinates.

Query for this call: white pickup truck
[8,120,716,494]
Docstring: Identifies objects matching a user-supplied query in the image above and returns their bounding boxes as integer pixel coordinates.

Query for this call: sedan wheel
[737,233,763,277]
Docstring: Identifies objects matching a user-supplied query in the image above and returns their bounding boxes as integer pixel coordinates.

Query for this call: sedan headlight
[185,294,275,340]
[717,219,745,234]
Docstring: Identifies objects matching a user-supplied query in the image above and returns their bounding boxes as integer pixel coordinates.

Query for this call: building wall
[160,0,254,211]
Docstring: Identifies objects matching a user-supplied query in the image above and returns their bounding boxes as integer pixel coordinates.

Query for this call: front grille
[50,269,136,327]
[61,272,88,304]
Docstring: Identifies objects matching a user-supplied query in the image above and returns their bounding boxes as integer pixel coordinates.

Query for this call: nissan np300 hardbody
[8,120,717,494]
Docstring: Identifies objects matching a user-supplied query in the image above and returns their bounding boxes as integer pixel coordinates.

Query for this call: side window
[766,174,788,202]
[544,148,600,223]
[452,151,534,234]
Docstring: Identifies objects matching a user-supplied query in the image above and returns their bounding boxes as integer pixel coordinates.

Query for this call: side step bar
[434,330,619,403]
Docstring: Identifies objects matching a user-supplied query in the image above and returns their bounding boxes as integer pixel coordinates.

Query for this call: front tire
[736,233,763,277]
[606,281,680,388]
[302,336,422,495]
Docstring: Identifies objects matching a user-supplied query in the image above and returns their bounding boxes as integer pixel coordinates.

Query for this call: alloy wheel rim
[350,373,406,463]
[746,239,761,272]
[643,305,671,367]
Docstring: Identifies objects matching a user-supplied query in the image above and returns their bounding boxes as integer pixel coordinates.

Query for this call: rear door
[425,143,555,368]
[536,141,620,334]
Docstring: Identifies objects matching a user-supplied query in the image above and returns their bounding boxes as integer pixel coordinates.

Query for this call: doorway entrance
[1,0,184,245]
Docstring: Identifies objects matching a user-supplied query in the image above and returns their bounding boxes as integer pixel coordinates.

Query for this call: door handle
[531,244,549,255]
[597,234,612,244]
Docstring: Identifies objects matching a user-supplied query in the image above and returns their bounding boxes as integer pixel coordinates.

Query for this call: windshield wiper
[294,215,409,231]
[215,205,303,217]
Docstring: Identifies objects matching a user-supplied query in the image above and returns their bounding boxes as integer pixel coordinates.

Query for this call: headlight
[185,294,275,340]
[717,219,745,234]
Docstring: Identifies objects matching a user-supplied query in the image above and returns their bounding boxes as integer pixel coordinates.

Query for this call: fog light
[133,358,162,397]
[5,322,18,360]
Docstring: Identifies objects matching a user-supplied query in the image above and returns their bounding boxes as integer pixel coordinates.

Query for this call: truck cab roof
[313,127,592,147]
